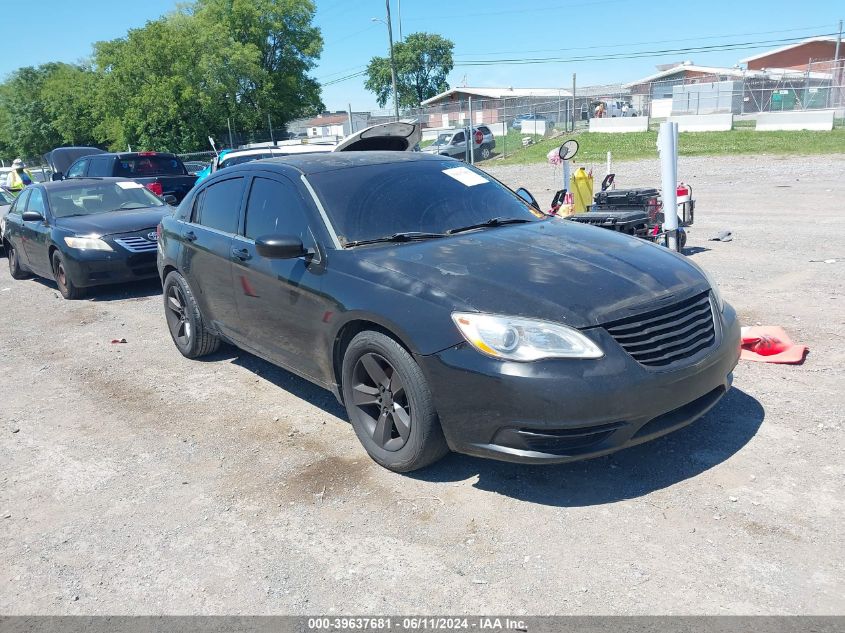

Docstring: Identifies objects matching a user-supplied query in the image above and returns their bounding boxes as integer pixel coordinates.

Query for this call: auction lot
[1,154,843,614]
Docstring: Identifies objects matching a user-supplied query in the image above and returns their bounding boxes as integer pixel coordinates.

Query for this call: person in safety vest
[6,159,35,193]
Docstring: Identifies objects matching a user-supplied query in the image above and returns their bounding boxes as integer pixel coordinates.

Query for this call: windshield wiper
[446,217,533,235]
[344,231,448,247]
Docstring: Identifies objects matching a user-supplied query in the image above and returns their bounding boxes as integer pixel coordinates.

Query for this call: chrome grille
[604,291,716,367]
[114,236,157,253]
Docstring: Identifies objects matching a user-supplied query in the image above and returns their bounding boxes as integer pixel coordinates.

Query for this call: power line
[317,64,368,81]
[322,70,368,86]
[402,0,624,22]
[453,24,836,58]
[452,33,837,67]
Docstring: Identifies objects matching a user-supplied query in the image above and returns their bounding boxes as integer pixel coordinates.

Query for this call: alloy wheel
[165,284,192,346]
[55,260,67,290]
[350,352,412,452]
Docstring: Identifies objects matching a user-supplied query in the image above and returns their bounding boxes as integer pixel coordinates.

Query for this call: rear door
[180,175,246,339]
[231,173,330,381]
[20,188,53,276]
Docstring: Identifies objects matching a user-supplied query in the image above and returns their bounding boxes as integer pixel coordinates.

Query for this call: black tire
[163,270,220,358]
[341,331,449,472]
[479,144,492,160]
[52,251,86,299]
[7,242,30,280]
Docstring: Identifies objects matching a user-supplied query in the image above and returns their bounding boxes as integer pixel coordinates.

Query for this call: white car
[203,121,422,181]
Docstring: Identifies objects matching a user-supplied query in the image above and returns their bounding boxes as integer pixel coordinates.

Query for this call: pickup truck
[57,151,197,203]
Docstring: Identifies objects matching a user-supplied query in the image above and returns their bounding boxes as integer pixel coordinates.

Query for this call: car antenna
[208,136,219,157]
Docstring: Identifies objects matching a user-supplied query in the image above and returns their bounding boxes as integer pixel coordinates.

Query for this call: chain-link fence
[627,59,844,117]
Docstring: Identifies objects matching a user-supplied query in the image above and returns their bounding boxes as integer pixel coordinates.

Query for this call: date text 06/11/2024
[306,617,529,631]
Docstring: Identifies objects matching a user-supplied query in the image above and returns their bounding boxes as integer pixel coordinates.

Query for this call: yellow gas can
[570,167,594,213]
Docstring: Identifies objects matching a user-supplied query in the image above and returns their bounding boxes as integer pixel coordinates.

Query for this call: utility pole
[227,117,234,148]
[571,73,576,132]
[386,0,400,120]
[834,20,843,109]
[268,113,275,145]
[397,0,403,40]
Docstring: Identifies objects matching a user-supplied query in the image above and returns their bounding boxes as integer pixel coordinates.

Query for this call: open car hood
[44,147,105,174]
[333,121,421,152]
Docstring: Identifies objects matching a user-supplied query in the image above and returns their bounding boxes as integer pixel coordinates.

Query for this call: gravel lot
[1,154,843,615]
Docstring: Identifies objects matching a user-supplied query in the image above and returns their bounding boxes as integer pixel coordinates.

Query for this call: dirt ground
[1,154,843,615]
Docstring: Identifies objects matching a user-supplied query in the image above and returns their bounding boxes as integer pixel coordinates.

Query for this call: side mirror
[163,194,177,206]
[22,211,45,222]
[51,172,63,181]
[515,187,540,210]
[255,234,307,259]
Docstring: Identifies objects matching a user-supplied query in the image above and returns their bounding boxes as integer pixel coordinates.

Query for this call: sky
[3,0,842,113]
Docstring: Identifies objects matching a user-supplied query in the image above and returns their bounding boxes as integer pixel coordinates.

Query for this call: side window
[10,189,31,215]
[244,177,313,245]
[87,157,111,177]
[27,189,46,215]
[196,177,243,234]
[66,159,89,178]
[452,132,465,144]
[189,189,205,223]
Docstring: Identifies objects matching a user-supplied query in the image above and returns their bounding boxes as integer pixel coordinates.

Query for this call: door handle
[231,247,251,261]
[184,230,197,243]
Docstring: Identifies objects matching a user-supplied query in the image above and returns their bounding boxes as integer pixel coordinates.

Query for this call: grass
[492,127,845,166]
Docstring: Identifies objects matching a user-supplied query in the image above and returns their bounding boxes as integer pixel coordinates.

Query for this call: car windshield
[115,155,186,177]
[433,134,453,145]
[47,181,165,218]
[0,189,14,204]
[309,159,546,245]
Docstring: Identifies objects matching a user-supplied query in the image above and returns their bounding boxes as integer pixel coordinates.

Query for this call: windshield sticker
[116,181,144,189]
[442,166,489,187]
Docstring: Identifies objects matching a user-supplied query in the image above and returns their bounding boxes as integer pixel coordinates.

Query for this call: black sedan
[157,152,740,472]
[4,178,171,299]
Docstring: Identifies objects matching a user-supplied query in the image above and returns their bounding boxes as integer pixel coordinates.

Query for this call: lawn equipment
[548,143,696,252]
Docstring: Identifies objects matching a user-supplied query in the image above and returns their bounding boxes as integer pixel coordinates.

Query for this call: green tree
[0,65,65,158]
[194,0,324,133]
[92,13,224,151]
[91,0,324,152]
[0,0,325,157]
[365,32,454,109]
[40,63,100,147]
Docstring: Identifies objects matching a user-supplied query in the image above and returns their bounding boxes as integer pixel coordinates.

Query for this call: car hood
[53,207,171,236]
[44,147,105,174]
[333,121,421,152]
[355,219,710,328]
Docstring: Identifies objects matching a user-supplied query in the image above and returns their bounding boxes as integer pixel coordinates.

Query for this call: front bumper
[418,303,741,464]
[61,248,159,288]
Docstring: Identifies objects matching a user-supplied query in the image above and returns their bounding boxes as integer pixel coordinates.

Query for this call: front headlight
[64,235,113,251]
[700,267,725,312]
[452,312,603,361]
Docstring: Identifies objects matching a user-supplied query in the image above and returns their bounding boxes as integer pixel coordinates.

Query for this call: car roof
[34,177,135,191]
[103,151,180,159]
[223,151,450,176]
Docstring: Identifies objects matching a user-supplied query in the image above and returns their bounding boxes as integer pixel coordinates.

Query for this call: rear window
[115,155,187,177]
